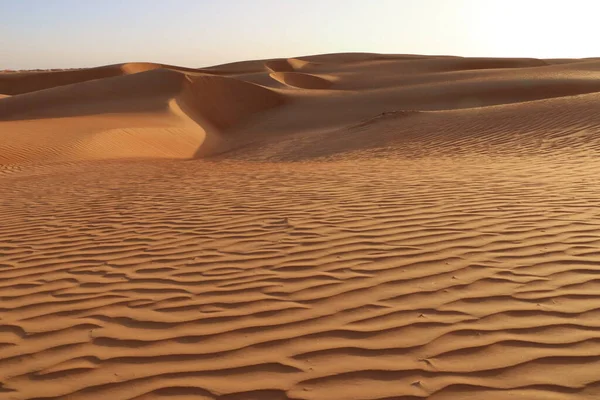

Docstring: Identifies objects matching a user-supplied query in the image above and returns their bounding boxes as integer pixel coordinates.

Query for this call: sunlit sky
[1,0,599,70]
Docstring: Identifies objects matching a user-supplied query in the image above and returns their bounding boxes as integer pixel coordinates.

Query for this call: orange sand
[2,53,600,399]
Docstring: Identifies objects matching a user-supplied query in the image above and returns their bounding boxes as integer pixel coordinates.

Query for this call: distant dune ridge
[2,54,600,399]
[3,54,600,164]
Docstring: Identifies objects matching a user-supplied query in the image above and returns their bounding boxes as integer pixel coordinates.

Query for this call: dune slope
[0,68,283,164]
[2,53,600,400]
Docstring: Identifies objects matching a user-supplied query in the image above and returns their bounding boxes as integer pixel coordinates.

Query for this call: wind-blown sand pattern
[2,53,600,399]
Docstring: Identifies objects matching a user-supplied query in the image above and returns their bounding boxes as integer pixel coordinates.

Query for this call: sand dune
[0,68,283,164]
[265,58,315,73]
[269,72,333,89]
[2,53,600,399]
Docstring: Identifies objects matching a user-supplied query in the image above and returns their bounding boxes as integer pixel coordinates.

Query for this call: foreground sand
[2,54,600,399]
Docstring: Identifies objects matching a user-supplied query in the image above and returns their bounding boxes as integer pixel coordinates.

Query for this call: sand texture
[2,53,600,399]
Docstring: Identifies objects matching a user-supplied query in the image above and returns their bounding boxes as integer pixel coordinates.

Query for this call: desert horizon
[2,50,600,399]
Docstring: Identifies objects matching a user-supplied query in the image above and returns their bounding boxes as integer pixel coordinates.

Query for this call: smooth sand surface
[2,53,600,399]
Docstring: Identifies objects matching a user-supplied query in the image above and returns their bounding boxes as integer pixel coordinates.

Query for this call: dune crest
[264,57,316,73]
[269,72,333,89]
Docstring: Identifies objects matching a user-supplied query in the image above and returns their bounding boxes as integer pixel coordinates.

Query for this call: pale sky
[1,0,599,70]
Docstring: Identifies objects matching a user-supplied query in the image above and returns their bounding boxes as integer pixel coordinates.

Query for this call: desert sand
[2,53,600,399]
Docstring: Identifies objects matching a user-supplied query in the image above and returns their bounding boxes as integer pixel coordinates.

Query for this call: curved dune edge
[264,58,317,73]
[180,74,284,130]
[265,58,296,73]
[288,57,314,70]
[175,73,284,157]
[269,72,333,89]
[0,69,284,164]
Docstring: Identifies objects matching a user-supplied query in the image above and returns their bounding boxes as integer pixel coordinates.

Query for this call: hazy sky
[2,0,599,69]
